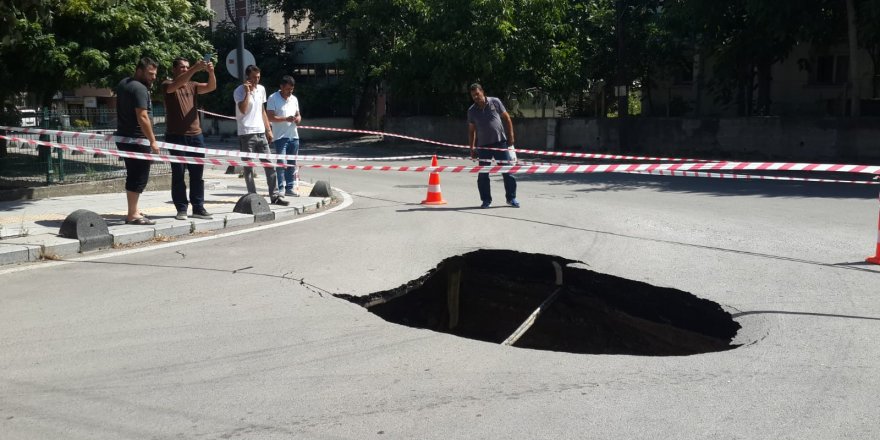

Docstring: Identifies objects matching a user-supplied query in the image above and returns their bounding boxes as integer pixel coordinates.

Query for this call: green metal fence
[0,109,170,188]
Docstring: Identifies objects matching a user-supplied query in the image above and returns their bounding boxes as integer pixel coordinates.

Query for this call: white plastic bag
[507,145,518,164]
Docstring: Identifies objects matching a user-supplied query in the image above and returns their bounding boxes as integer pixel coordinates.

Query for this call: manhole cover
[341,250,741,356]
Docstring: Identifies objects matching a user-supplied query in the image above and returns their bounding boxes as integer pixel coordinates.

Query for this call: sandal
[125,216,156,225]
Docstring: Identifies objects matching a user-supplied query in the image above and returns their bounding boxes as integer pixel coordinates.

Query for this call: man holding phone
[266,75,302,196]
[233,64,287,205]
[162,55,217,220]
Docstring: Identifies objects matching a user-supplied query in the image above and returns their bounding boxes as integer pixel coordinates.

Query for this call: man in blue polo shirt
[467,83,519,208]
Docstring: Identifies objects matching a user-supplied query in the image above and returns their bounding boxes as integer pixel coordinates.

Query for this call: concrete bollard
[59,209,113,252]
[309,180,332,198]
[233,193,275,222]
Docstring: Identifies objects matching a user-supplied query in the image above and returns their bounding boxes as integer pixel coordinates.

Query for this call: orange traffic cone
[867,192,880,265]
[421,155,447,205]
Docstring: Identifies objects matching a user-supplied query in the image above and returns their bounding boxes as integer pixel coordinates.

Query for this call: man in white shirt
[266,75,302,196]
[233,64,288,205]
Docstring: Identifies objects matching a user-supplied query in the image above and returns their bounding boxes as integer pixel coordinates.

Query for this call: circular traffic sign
[225,49,256,79]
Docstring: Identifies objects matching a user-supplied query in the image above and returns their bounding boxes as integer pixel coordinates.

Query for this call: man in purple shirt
[467,83,519,208]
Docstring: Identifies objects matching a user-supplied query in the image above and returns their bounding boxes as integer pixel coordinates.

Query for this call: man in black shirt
[115,57,160,225]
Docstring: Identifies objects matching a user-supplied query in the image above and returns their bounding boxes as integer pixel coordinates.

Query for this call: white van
[20,109,37,127]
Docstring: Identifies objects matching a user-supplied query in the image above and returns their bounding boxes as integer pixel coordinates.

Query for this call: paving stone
[192,219,226,233]
[155,223,192,238]
[3,234,81,258]
[273,206,301,219]
[111,226,156,246]
[0,243,41,265]
[222,213,255,228]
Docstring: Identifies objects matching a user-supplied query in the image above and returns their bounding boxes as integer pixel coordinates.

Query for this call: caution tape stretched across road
[4,134,880,181]
[622,169,880,185]
[0,125,463,163]
[197,110,715,163]
[0,134,282,169]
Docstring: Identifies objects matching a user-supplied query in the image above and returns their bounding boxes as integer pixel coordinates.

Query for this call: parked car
[19,109,37,127]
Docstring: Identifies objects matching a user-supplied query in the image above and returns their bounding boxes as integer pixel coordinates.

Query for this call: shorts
[116,142,152,193]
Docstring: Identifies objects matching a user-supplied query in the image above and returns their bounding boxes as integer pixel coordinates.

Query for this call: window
[292,63,344,83]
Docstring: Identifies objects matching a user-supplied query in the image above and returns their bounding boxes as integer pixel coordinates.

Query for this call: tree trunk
[736,81,746,117]
[755,60,773,116]
[846,0,861,116]
[353,79,378,130]
[868,49,879,99]
[736,63,753,117]
[615,0,628,119]
[692,49,704,117]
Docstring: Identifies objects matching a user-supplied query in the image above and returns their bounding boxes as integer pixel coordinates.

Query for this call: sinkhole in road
[342,250,741,356]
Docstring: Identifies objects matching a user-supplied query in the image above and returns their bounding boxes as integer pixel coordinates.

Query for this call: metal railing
[0,109,170,187]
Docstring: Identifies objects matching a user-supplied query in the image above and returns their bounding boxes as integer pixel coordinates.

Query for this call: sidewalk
[0,166,335,266]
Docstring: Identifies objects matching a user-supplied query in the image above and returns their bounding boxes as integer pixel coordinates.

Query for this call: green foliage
[199,23,298,115]
[665,0,846,115]
[3,0,865,119]
[0,0,213,106]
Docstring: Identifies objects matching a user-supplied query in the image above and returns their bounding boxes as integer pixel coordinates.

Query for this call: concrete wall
[201,116,357,141]
[383,117,563,151]
[385,116,880,162]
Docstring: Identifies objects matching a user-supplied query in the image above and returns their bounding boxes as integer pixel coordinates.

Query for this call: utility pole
[226,0,248,81]
[616,0,628,119]
[615,0,628,153]
[237,15,246,81]
[845,0,861,116]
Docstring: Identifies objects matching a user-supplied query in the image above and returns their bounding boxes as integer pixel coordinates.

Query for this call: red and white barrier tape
[0,134,284,169]
[5,134,879,185]
[6,131,880,186]
[199,109,470,151]
[0,125,464,163]
[197,110,713,163]
[293,161,880,177]
[622,169,880,185]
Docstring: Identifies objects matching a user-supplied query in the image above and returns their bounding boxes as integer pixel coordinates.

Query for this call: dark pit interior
[340,250,741,356]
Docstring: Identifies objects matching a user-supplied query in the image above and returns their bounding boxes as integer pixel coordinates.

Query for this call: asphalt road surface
[2,143,879,439]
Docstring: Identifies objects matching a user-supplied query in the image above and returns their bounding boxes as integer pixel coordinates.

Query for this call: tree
[0,0,214,107]
[846,0,860,115]
[665,0,846,116]
[262,0,406,126]
[263,0,585,121]
[856,0,880,98]
[199,22,298,117]
[385,0,581,116]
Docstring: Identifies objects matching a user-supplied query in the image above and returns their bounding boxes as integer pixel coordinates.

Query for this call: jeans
[165,133,206,212]
[477,140,516,203]
[238,133,278,197]
[274,137,300,191]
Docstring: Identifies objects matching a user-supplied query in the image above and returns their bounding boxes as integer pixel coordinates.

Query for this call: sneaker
[507,199,520,208]
[175,211,188,220]
[480,201,491,209]
[191,208,213,220]
[271,196,290,206]
[285,189,299,197]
